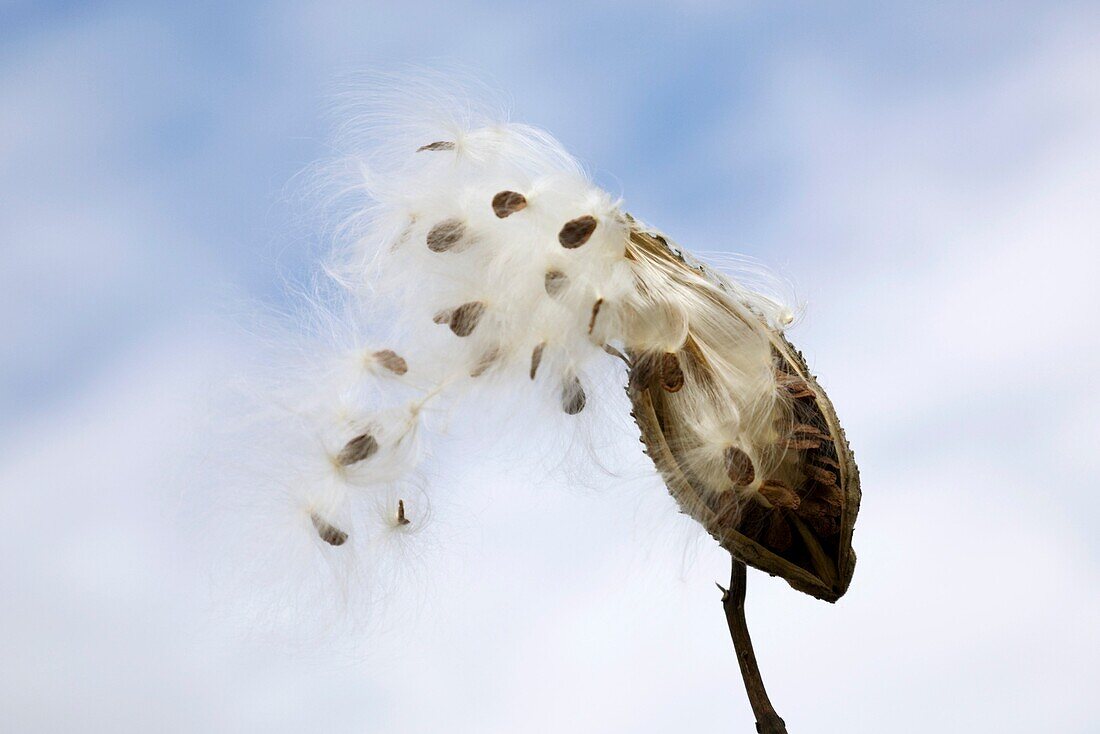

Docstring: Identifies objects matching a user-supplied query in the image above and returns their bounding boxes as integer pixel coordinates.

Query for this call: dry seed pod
[626,226,860,603]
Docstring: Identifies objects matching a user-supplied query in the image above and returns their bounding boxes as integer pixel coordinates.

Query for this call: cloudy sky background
[2,1,1098,732]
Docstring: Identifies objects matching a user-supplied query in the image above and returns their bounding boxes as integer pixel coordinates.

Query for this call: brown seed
[427,219,467,252]
[417,141,454,152]
[558,215,598,248]
[807,464,838,486]
[544,269,568,297]
[588,299,603,335]
[311,513,348,546]
[776,371,815,399]
[372,349,408,376]
[817,483,844,508]
[724,446,756,486]
[491,190,527,218]
[659,352,684,392]
[433,309,453,325]
[336,432,379,466]
[759,479,801,510]
[765,513,792,551]
[561,374,586,415]
[449,301,486,337]
[793,423,828,438]
[470,346,500,377]
[530,342,545,380]
[785,437,822,451]
[797,497,840,536]
[627,352,660,392]
[396,499,410,526]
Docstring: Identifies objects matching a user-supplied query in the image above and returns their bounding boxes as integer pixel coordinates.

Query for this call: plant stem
[721,557,788,734]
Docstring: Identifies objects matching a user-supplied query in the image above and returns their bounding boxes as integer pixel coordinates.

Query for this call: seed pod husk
[626,226,860,603]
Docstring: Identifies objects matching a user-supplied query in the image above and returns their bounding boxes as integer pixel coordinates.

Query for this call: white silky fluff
[216,77,799,639]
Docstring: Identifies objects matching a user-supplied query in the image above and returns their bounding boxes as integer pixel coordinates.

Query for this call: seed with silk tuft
[427,219,467,252]
[530,342,545,379]
[544,270,568,297]
[561,374,586,415]
[396,499,410,526]
[659,352,684,392]
[759,479,800,510]
[372,349,408,375]
[336,432,379,466]
[723,446,755,486]
[448,301,486,337]
[491,191,527,218]
[311,513,348,546]
[558,216,597,248]
[416,140,454,152]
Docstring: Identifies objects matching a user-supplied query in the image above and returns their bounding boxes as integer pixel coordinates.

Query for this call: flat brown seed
[544,270,568,297]
[558,215,598,248]
[449,301,486,337]
[470,347,500,377]
[724,446,756,486]
[311,513,348,546]
[417,141,454,152]
[372,349,408,375]
[588,299,604,335]
[797,498,840,536]
[759,479,801,510]
[433,309,453,325]
[793,423,828,438]
[336,432,379,466]
[492,191,527,218]
[427,219,467,252]
[561,374,586,415]
[786,437,822,451]
[807,464,838,486]
[628,353,661,392]
[396,499,410,526]
[659,352,684,392]
[765,513,793,551]
[530,342,545,380]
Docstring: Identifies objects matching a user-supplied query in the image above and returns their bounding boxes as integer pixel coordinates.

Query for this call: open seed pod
[624,224,861,602]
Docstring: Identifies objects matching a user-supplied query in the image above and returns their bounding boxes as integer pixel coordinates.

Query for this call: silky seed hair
[236,78,807,624]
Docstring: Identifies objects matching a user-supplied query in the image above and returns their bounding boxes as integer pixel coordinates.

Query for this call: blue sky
[2,2,1098,732]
